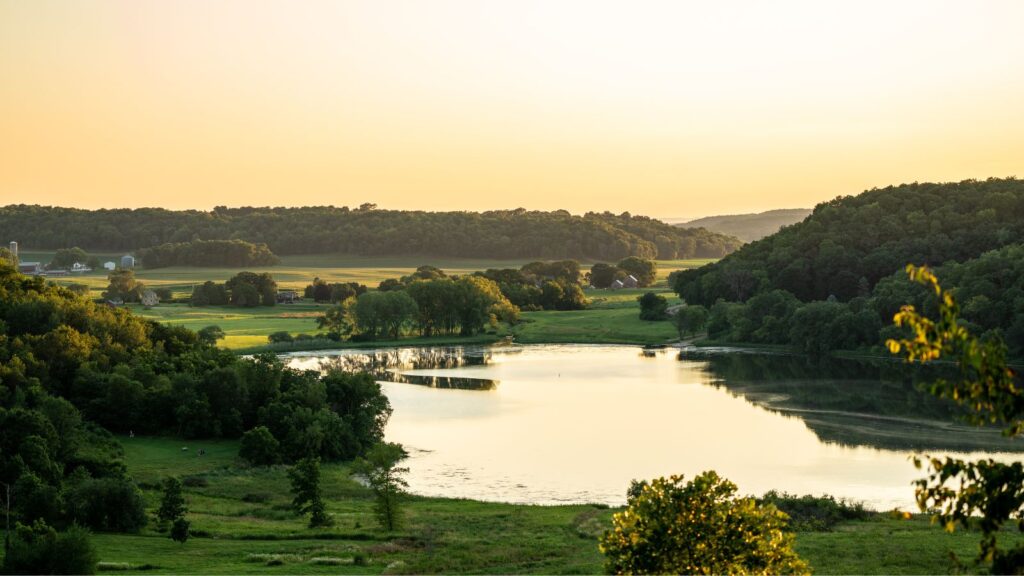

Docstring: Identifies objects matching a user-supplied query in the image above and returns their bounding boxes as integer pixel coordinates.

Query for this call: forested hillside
[672,178,1024,356]
[680,209,812,242]
[0,206,741,261]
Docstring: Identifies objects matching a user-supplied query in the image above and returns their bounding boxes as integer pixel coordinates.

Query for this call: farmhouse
[103,261,116,270]
[623,275,639,288]
[610,279,624,290]
[277,290,299,304]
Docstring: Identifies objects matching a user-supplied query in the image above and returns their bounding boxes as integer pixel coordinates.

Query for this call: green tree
[672,305,709,338]
[599,471,808,575]
[887,265,1023,571]
[102,269,143,302]
[317,299,356,337]
[170,517,190,545]
[50,247,90,269]
[2,521,97,575]
[0,246,18,266]
[617,257,658,287]
[637,292,668,321]
[352,443,409,532]
[239,426,281,466]
[157,477,187,527]
[287,457,332,528]
[589,262,623,288]
[196,325,225,345]
[267,331,294,343]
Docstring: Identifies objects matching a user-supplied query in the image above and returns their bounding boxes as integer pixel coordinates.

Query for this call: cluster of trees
[137,239,279,268]
[319,270,519,340]
[588,257,658,288]
[49,247,101,270]
[0,205,741,260]
[476,261,587,311]
[0,260,395,570]
[672,178,1024,356]
[304,277,368,303]
[191,271,277,307]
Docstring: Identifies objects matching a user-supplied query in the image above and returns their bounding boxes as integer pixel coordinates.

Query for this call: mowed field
[24,252,708,349]
[49,436,1021,575]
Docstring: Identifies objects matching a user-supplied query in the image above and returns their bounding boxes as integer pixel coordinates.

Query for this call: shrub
[268,331,294,343]
[239,426,281,466]
[757,491,870,531]
[65,477,147,533]
[637,292,668,321]
[2,521,98,575]
[600,471,808,575]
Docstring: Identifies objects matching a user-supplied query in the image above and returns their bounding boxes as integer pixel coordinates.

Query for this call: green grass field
[52,437,1019,574]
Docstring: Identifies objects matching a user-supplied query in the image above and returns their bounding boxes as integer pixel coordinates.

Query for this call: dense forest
[137,239,279,268]
[679,209,812,242]
[0,205,741,260]
[672,178,1024,356]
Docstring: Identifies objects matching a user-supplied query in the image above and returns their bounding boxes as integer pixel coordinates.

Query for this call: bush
[65,477,147,533]
[757,491,870,531]
[2,521,98,575]
[637,292,668,321]
[600,471,808,575]
[239,426,281,466]
[268,331,294,343]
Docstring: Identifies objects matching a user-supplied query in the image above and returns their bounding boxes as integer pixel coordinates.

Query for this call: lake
[284,344,1021,509]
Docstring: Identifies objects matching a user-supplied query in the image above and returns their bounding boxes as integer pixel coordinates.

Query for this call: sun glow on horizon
[2,0,1023,218]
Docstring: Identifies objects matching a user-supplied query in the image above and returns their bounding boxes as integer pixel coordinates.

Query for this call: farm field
[51,436,1017,575]
[26,251,713,296]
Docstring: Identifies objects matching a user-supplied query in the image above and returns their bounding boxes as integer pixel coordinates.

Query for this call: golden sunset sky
[2,0,1022,219]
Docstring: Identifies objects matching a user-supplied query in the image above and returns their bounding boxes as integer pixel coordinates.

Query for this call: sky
[2,1,1023,220]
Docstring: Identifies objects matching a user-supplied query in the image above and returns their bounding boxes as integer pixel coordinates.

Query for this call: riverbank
[64,436,1016,575]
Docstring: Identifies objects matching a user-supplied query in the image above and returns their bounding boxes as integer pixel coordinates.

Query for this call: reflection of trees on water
[319,347,498,391]
[681,350,1024,452]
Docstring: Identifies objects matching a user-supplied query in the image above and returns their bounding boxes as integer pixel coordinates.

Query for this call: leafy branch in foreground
[887,264,1022,570]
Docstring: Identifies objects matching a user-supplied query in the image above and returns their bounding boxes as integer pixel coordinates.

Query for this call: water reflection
[681,349,1023,452]
[286,346,498,390]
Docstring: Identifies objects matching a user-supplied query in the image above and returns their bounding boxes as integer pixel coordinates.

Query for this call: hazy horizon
[3,1,1023,216]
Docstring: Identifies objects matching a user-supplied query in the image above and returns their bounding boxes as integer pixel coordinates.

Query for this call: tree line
[138,239,279,268]
[0,205,741,260]
[671,178,1024,356]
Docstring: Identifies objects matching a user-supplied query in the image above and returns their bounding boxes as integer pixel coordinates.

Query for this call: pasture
[72,436,1017,575]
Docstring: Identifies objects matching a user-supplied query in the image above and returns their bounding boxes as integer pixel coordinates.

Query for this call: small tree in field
[170,517,190,545]
[887,265,1021,571]
[157,477,187,528]
[599,471,808,575]
[672,304,709,339]
[352,442,409,532]
[288,457,332,528]
[239,426,280,466]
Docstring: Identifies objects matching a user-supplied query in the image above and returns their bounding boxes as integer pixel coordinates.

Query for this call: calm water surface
[285,344,1021,509]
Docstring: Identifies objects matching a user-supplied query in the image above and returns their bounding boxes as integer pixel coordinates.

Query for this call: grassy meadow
[60,436,1019,575]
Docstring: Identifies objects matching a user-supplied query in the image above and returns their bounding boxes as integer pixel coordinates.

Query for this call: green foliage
[287,457,332,528]
[190,281,229,306]
[238,426,280,466]
[196,324,225,344]
[170,517,190,545]
[0,246,17,266]
[351,290,419,340]
[157,477,187,525]
[352,442,409,532]
[2,521,98,575]
[0,206,742,260]
[267,331,293,343]
[50,247,91,269]
[887,264,1024,569]
[617,257,657,287]
[304,277,366,303]
[637,292,667,321]
[64,477,148,533]
[671,304,708,338]
[589,262,624,288]
[102,269,144,302]
[138,239,279,268]
[600,471,808,575]
[757,492,869,532]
